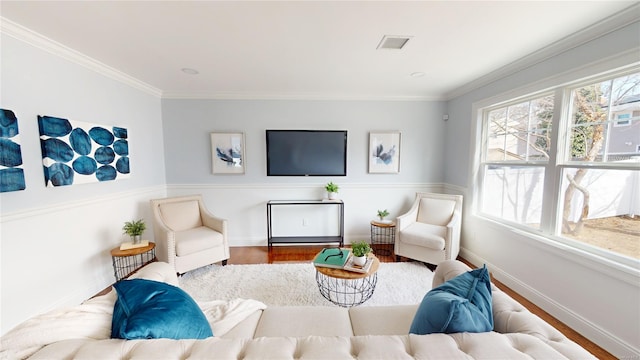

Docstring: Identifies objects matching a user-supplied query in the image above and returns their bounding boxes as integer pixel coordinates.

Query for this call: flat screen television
[266,130,347,176]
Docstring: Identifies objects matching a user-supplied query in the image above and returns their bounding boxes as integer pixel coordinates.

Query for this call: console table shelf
[267,200,344,248]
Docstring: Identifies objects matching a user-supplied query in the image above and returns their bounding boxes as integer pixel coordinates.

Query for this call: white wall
[160,99,448,246]
[445,20,640,358]
[0,34,166,334]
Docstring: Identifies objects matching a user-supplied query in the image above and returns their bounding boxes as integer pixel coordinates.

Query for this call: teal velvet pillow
[111,278,213,340]
[410,264,493,334]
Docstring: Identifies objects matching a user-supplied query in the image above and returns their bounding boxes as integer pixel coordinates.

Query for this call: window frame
[475,67,640,268]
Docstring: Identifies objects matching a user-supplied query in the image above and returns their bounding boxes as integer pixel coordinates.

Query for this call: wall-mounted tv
[266,130,347,176]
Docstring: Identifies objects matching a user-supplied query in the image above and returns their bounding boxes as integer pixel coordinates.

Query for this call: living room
[1,2,638,358]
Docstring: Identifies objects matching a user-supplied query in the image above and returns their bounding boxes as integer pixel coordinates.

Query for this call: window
[614,113,631,127]
[480,95,554,229]
[479,70,640,262]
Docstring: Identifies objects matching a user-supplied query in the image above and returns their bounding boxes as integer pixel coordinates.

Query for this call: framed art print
[0,109,26,192]
[38,115,130,187]
[369,131,401,174]
[211,132,245,174]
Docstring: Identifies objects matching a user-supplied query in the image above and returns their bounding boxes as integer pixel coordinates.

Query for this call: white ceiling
[1,1,637,100]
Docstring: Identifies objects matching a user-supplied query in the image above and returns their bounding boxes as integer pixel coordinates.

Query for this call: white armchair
[395,192,463,266]
[150,195,230,274]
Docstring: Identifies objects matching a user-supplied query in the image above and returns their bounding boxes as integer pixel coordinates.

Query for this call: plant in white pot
[351,240,372,266]
[325,181,339,200]
[123,219,146,244]
[377,209,390,222]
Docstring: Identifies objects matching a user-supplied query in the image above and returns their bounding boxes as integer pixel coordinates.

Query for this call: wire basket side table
[110,242,156,281]
[370,221,396,255]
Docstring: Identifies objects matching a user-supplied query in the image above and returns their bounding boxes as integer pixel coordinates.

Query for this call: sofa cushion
[410,265,493,335]
[417,197,455,226]
[349,305,419,335]
[254,306,352,337]
[399,222,446,250]
[111,279,212,340]
[159,200,202,231]
[128,261,180,286]
[175,226,224,256]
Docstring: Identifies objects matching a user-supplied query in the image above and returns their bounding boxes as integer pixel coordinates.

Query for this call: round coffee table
[314,252,380,307]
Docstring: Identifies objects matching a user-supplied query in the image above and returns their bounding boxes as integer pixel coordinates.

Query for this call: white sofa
[1,260,596,359]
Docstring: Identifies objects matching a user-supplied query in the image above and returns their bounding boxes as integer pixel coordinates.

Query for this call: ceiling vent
[377,35,412,50]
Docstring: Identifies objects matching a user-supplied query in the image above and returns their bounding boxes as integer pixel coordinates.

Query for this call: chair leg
[222,259,228,266]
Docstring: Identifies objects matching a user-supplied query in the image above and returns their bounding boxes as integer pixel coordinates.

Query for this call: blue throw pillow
[410,264,493,334]
[111,278,213,340]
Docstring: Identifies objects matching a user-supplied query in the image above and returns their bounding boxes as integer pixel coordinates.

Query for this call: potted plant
[351,240,372,266]
[325,181,339,200]
[377,209,390,222]
[123,219,146,244]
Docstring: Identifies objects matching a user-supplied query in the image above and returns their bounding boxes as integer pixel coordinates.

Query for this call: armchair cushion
[410,265,493,335]
[111,279,213,340]
[175,227,225,257]
[417,198,456,226]
[159,201,202,231]
[400,223,446,250]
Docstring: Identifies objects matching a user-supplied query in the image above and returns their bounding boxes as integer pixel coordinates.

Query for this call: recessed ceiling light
[181,68,199,75]
[410,72,426,78]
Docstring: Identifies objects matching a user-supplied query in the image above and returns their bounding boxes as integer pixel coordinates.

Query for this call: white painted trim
[0,17,162,98]
[161,92,444,101]
[471,215,640,286]
[460,248,640,358]
[0,185,165,223]
[167,182,447,191]
[0,17,439,102]
[3,2,637,102]
[470,48,640,111]
[445,3,640,100]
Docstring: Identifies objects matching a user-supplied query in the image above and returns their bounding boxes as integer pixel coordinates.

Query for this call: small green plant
[325,181,339,193]
[377,209,389,220]
[351,240,372,257]
[122,219,146,237]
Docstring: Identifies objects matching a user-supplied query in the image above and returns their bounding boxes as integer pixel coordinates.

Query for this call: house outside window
[478,70,640,262]
[480,95,553,229]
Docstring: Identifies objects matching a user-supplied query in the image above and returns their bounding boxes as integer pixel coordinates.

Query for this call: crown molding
[0,16,440,102]
[4,2,637,103]
[0,17,162,98]
[444,3,640,100]
[161,91,444,102]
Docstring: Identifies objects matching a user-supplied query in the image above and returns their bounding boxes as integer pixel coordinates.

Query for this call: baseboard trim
[460,248,640,359]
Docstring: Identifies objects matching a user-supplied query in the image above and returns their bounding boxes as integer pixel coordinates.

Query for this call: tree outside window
[480,71,639,261]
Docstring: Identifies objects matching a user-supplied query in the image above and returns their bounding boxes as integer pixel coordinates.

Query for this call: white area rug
[179,262,433,307]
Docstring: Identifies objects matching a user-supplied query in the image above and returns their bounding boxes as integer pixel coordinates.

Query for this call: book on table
[343,256,374,274]
[120,240,150,250]
[313,248,351,269]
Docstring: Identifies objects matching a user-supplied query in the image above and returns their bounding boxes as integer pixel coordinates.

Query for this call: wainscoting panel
[167,183,444,246]
[0,186,166,335]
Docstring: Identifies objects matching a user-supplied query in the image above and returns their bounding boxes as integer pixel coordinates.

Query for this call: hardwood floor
[230,245,615,360]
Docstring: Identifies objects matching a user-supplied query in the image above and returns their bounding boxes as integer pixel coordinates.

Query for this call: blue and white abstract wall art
[211,132,245,174]
[369,131,401,174]
[38,115,130,187]
[0,109,26,192]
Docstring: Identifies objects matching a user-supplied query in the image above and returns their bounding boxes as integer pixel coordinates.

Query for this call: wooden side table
[110,242,156,281]
[370,220,396,255]
[314,253,380,307]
